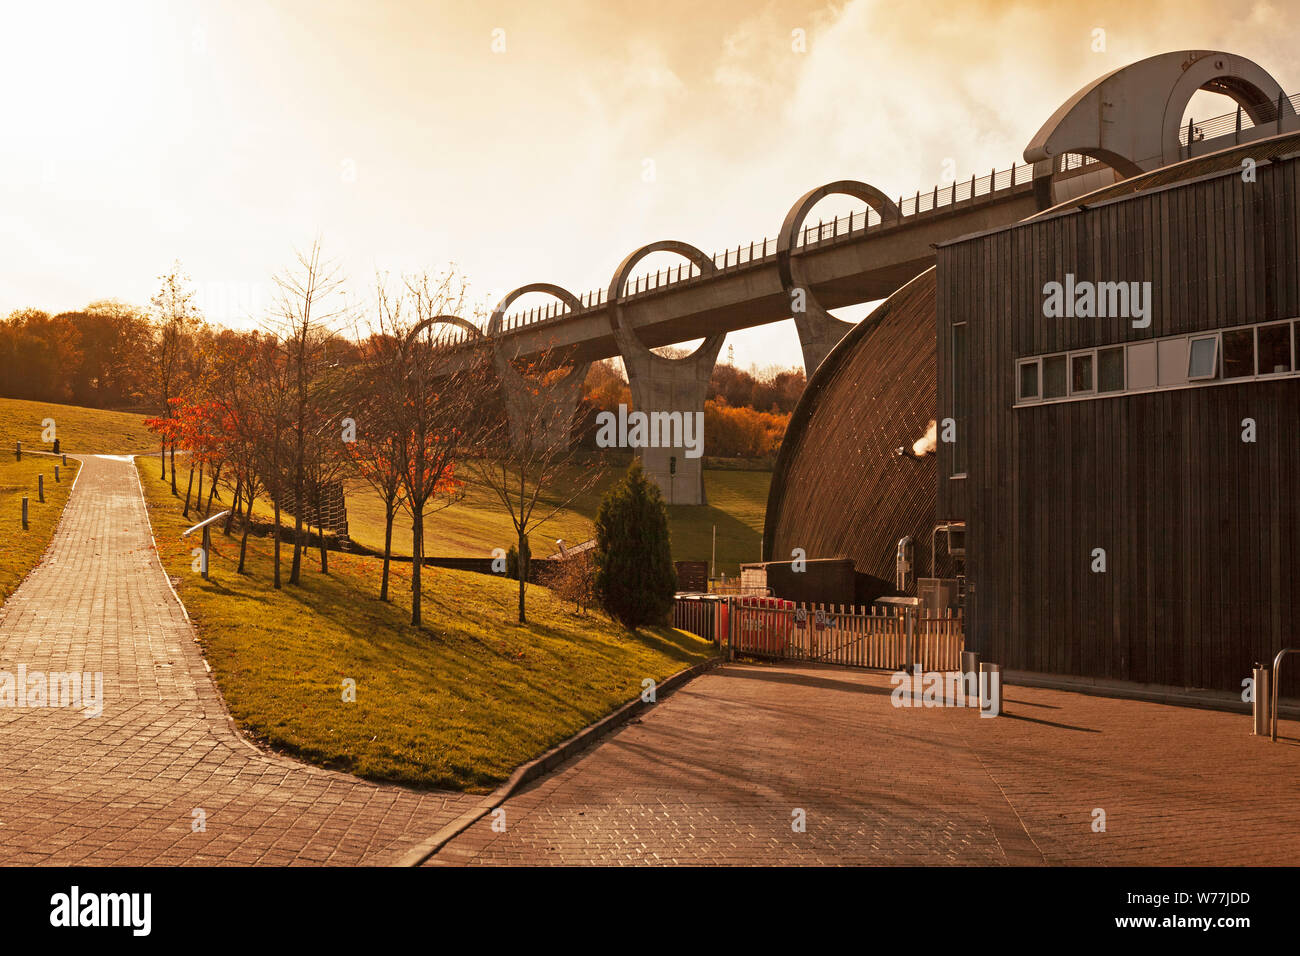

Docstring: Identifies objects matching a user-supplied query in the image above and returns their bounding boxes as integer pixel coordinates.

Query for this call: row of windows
[1015,319,1300,405]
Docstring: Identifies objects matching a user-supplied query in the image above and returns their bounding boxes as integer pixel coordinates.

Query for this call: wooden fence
[675,595,963,672]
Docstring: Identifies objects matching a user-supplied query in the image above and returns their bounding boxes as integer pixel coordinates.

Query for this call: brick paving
[431,664,1300,866]
[4,458,1298,867]
[0,455,477,865]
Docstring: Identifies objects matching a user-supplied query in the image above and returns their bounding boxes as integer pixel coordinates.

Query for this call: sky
[1,0,1296,371]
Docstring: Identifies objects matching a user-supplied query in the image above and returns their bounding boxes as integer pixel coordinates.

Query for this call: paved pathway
[431,663,1300,866]
[0,455,477,865]
[5,457,1298,867]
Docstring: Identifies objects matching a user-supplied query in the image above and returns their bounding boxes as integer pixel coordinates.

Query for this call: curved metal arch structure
[1025,49,1296,208]
[488,283,592,452]
[606,239,726,366]
[776,181,903,373]
[402,313,484,350]
[606,240,726,505]
[776,180,901,289]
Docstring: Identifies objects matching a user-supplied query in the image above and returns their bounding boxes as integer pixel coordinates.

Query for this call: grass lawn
[0,455,81,606]
[0,396,155,455]
[340,460,771,578]
[136,458,714,792]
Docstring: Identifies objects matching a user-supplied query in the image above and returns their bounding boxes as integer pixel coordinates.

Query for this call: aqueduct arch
[607,240,725,505]
[488,283,591,452]
[776,181,902,374]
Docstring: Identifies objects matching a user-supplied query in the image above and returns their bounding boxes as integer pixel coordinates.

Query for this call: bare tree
[268,241,346,586]
[388,269,492,627]
[206,330,267,574]
[150,262,201,491]
[251,330,296,589]
[465,343,606,624]
[345,279,410,601]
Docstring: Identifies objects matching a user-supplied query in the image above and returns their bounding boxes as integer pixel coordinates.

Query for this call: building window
[1014,318,1300,407]
[1257,322,1292,375]
[1159,337,1190,387]
[1018,359,1040,401]
[1222,328,1254,379]
[1127,341,1157,390]
[1187,334,1219,380]
[1070,351,1095,394]
[1098,346,1125,392]
[1043,354,1067,398]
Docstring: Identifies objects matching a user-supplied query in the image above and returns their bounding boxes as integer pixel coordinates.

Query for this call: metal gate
[676,595,963,672]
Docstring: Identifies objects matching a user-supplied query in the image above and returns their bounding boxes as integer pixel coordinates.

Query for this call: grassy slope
[341,464,771,577]
[0,396,155,455]
[0,456,81,606]
[136,459,713,792]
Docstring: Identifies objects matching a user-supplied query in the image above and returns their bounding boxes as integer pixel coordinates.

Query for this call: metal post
[37,474,44,503]
[1271,648,1299,742]
[1253,664,1271,736]
[962,650,980,707]
[201,525,211,581]
[980,662,1003,717]
[21,497,28,530]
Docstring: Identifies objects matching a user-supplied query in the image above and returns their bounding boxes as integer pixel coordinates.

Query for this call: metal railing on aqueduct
[673,595,963,672]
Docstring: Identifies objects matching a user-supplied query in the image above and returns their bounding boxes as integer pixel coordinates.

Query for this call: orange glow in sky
[1,0,1295,369]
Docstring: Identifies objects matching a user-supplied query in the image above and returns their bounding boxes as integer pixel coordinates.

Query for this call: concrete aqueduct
[449,50,1297,504]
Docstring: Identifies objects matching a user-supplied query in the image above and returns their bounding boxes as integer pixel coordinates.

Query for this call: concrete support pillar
[608,241,725,505]
[489,283,592,453]
[618,337,723,505]
[497,356,590,452]
[792,310,855,376]
[777,180,901,375]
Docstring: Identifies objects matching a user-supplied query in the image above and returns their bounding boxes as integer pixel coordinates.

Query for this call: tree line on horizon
[0,297,805,461]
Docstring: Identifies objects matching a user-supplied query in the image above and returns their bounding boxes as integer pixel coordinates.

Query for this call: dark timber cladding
[936,144,1300,695]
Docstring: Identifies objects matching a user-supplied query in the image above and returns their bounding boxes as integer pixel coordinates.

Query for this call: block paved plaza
[2,455,1296,866]
[429,664,1300,866]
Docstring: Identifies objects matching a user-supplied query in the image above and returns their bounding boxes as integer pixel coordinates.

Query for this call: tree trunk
[318,514,328,574]
[380,499,394,602]
[160,441,167,480]
[206,464,221,516]
[224,482,240,535]
[170,445,177,495]
[290,468,304,585]
[183,465,195,518]
[238,504,251,574]
[273,500,282,589]
[411,508,423,626]
[195,464,204,518]
[517,531,528,624]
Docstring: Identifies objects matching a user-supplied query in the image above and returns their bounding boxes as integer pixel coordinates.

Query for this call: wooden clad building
[935,135,1300,693]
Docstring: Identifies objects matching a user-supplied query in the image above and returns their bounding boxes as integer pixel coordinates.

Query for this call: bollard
[21,496,28,530]
[37,474,44,503]
[979,662,1003,718]
[962,650,980,706]
[14,440,20,462]
[54,466,59,482]
[1253,664,1271,736]
[61,454,66,467]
